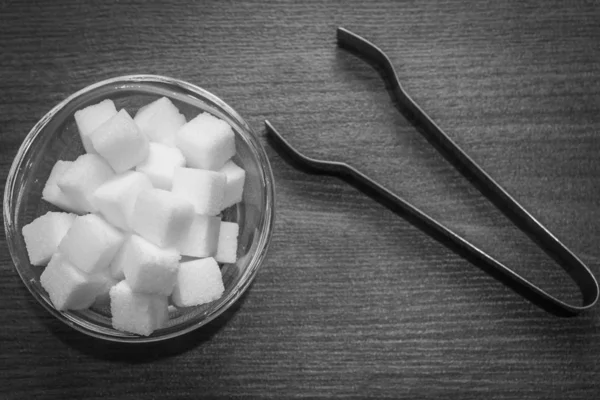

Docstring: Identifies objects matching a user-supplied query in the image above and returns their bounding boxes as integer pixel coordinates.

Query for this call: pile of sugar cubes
[22,97,246,336]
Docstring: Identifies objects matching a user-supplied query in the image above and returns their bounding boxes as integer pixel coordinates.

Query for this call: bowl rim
[3,74,276,343]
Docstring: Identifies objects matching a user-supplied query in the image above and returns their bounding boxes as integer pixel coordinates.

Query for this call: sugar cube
[91,109,149,173]
[93,271,119,307]
[131,188,194,247]
[167,305,178,315]
[110,280,169,336]
[218,160,246,211]
[171,168,226,216]
[59,214,125,274]
[109,234,131,280]
[93,171,152,230]
[215,221,239,264]
[177,214,221,258]
[42,160,86,214]
[134,97,186,146]
[74,99,118,153]
[171,258,224,307]
[57,154,115,212]
[120,234,180,296]
[40,253,105,310]
[135,142,185,190]
[22,211,76,266]
[133,102,158,131]
[175,112,236,170]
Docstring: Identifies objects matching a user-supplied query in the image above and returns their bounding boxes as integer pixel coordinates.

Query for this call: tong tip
[336,26,355,47]
[264,120,278,140]
[264,120,288,150]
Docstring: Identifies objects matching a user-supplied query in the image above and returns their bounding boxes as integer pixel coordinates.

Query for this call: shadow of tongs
[264,27,599,317]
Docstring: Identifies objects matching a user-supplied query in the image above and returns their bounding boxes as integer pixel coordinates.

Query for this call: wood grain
[1,0,600,398]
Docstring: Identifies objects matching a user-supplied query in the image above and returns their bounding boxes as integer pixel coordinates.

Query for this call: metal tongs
[265,27,599,317]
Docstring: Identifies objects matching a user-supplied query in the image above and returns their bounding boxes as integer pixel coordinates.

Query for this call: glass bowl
[3,75,275,343]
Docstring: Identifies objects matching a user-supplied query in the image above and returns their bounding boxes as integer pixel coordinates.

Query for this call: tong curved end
[265,120,339,174]
[336,26,402,86]
[265,120,314,167]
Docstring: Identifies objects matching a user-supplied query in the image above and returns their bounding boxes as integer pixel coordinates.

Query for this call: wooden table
[2,0,600,398]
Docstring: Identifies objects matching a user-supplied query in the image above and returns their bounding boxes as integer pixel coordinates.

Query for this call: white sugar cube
[135,142,185,190]
[22,211,76,266]
[109,234,131,280]
[134,97,186,146]
[42,160,86,214]
[57,154,115,212]
[218,160,246,211]
[216,221,239,264]
[59,214,125,274]
[131,188,194,247]
[74,99,118,153]
[93,171,152,230]
[168,305,178,314]
[172,258,224,307]
[175,113,236,170]
[40,253,105,310]
[177,214,221,258]
[134,102,158,131]
[110,280,169,336]
[93,271,119,307]
[171,168,226,216]
[91,109,149,173]
[120,235,180,296]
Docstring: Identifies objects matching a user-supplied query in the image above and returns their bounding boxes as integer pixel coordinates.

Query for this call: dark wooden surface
[2,0,600,398]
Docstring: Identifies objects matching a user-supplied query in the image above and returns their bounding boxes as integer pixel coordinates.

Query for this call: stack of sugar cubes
[22,97,245,336]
